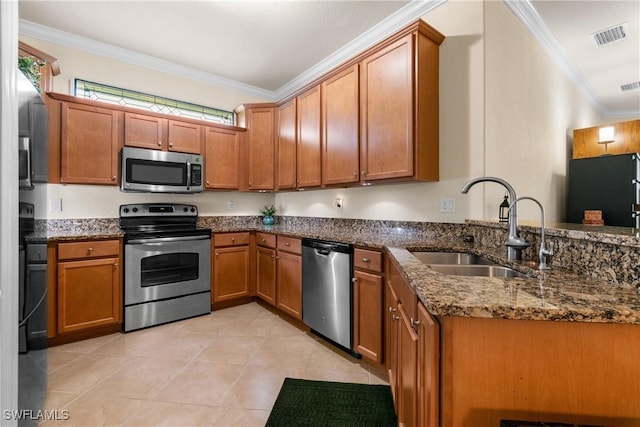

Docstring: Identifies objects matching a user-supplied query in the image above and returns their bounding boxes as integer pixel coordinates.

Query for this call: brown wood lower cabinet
[212,232,251,304]
[353,247,384,364]
[55,239,122,335]
[256,232,277,305]
[386,254,439,427]
[276,245,302,320]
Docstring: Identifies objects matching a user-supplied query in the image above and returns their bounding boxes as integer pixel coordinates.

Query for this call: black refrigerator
[567,153,639,227]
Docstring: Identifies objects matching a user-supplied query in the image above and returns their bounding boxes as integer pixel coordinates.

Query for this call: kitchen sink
[427,264,530,279]
[410,251,530,278]
[411,251,496,265]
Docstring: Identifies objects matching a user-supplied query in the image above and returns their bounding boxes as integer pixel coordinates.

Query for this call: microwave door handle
[186,161,191,191]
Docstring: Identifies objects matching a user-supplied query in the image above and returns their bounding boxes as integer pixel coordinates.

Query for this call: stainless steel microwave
[19,137,32,189]
[121,147,203,193]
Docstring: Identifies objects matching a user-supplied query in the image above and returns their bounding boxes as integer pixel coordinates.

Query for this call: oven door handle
[127,235,211,244]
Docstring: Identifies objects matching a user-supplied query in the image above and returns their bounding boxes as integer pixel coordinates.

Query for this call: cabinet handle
[285,242,290,246]
[113,263,119,267]
[410,318,421,328]
[393,314,400,321]
[206,180,210,185]
[87,247,93,253]
[389,307,396,314]
[361,171,367,176]
[261,238,266,242]
[352,172,357,177]
[362,258,370,263]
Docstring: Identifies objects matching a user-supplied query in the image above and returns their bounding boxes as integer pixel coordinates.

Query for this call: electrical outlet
[228,200,235,210]
[335,196,343,209]
[50,198,62,212]
[440,197,455,213]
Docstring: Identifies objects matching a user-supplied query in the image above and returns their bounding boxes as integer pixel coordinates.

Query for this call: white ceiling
[18,0,640,116]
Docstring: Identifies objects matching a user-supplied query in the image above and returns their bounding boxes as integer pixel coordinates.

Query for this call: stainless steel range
[120,203,211,332]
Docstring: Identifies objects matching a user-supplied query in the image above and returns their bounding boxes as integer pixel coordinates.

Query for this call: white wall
[20,1,620,223]
[1,1,19,423]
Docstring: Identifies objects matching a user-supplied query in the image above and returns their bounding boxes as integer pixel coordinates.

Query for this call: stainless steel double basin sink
[411,251,530,279]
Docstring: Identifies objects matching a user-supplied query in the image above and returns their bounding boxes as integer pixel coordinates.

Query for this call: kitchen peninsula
[33,214,640,427]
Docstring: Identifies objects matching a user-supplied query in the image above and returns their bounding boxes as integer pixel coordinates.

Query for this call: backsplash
[37,215,640,288]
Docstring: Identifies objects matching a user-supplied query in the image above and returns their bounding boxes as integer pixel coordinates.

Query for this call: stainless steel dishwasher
[302,238,354,351]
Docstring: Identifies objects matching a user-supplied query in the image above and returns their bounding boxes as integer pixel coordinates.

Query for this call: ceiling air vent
[621,81,640,92]
[592,22,630,46]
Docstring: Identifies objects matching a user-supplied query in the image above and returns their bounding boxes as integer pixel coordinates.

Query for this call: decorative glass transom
[74,79,235,125]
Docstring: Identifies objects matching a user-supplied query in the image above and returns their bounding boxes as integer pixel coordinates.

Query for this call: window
[74,79,235,125]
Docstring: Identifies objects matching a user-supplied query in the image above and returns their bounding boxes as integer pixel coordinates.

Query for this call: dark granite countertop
[37,217,640,325]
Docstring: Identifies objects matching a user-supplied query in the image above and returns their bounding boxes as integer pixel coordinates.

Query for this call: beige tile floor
[39,302,388,426]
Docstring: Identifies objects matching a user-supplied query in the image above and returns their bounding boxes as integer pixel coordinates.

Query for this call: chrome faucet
[460,177,530,260]
[509,196,553,269]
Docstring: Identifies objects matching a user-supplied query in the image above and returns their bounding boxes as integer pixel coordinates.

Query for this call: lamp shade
[598,126,615,143]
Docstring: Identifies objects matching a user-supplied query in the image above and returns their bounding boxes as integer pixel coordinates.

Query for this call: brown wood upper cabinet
[360,25,443,183]
[276,98,297,190]
[573,119,640,159]
[296,85,322,188]
[60,101,121,185]
[322,64,360,186]
[124,113,201,154]
[204,126,243,190]
[236,104,277,191]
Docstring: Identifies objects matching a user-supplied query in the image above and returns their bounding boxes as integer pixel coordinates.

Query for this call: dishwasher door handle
[314,248,331,257]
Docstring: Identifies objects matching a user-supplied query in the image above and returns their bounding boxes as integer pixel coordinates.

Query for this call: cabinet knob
[361,171,367,176]
[111,176,116,181]
[87,247,93,253]
[169,142,173,148]
[362,258,370,263]
[352,172,357,177]
[352,278,357,283]
[261,238,266,242]
[389,307,396,314]
[410,318,421,328]
[157,141,162,146]
[206,180,210,185]
[285,242,290,246]
[231,237,235,243]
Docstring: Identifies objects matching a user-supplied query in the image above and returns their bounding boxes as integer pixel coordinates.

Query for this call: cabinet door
[277,98,297,190]
[168,120,201,154]
[418,303,440,427]
[353,270,383,363]
[124,112,166,150]
[276,251,302,320]
[572,127,604,159]
[398,303,418,427]
[247,107,276,190]
[296,86,322,188]
[204,126,241,190]
[386,280,400,407]
[213,246,250,302]
[60,102,121,185]
[57,257,121,334]
[322,64,360,185]
[256,247,277,306]
[360,34,414,181]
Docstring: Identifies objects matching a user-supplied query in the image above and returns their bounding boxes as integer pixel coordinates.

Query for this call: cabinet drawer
[354,248,382,272]
[256,232,276,248]
[58,240,120,260]
[277,236,301,254]
[214,232,250,247]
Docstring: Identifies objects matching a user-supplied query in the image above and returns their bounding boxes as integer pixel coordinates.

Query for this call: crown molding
[19,19,276,100]
[19,1,447,103]
[274,0,447,100]
[503,0,633,117]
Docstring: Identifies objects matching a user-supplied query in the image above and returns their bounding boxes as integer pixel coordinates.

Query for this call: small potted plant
[260,205,277,226]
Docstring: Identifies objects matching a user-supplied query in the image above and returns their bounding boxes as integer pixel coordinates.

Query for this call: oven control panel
[119,203,198,217]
